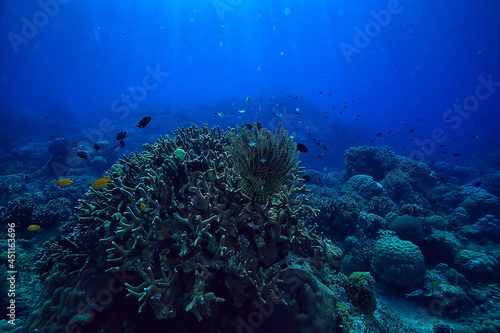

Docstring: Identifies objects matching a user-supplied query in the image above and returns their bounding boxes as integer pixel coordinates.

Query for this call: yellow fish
[92,177,111,189]
[140,203,146,211]
[27,224,41,232]
[56,178,73,187]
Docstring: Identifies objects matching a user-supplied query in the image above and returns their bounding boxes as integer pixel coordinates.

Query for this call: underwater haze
[1,1,500,332]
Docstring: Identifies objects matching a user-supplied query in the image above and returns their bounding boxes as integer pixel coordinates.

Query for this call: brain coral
[25,123,337,332]
[371,233,426,286]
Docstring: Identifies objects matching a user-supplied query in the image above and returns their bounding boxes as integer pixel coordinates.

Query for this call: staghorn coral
[229,122,301,202]
[25,123,337,331]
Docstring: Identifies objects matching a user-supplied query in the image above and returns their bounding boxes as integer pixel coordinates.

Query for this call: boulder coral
[342,174,384,200]
[371,233,426,286]
[24,123,339,332]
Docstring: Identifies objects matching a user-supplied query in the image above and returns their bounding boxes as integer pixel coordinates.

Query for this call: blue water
[2,1,500,172]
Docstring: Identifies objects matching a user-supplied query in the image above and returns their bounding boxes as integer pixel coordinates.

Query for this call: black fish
[453,153,461,157]
[409,129,415,133]
[376,132,382,137]
[243,124,253,130]
[94,143,100,151]
[255,122,263,130]
[474,182,482,187]
[296,143,308,153]
[119,140,125,149]
[76,151,88,159]
[116,131,127,140]
[137,116,152,129]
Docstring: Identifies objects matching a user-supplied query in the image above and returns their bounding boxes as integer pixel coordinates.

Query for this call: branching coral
[26,123,337,331]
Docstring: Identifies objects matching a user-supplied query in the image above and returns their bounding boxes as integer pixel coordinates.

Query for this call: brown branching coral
[26,123,339,331]
[229,121,301,202]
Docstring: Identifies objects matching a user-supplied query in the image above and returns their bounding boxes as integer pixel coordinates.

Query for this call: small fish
[27,224,41,232]
[243,124,253,130]
[238,109,246,114]
[376,132,383,137]
[295,108,300,114]
[92,177,111,189]
[453,153,461,157]
[119,140,125,149]
[56,178,73,187]
[323,167,327,171]
[444,117,451,120]
[94,143,100,151]
[302,175,311,182]
[174,148,186,159]
[319,91,323,95]
[116,131,127,140]
[474,182,482,187]
[346,190,352,194]
[76,151,88,159]
[259,158,267,163]
[405,289,424,298]
[417,119,423,121]
[409,129,415,133]
[296,143,308,153]
[137,116,152,128]
[248,141,257,147]
[246,96,251,104]
[140,202,146,211]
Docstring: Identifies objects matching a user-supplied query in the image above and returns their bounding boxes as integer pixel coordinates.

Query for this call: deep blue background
[1,0,499,171]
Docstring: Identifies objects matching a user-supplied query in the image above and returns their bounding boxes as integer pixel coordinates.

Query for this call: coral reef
[472,214,500,240]
[344,145,398,181]
[342,174,385,200]
[459,191,500,221]
[387,214,424,244]
[24,123,339,332]
[371,232,426,286]
[346,271,377,314]
[454,249,500,283]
